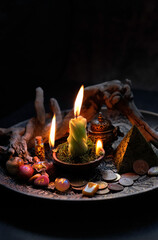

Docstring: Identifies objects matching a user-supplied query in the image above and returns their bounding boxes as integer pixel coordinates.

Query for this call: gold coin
[95,181,108,190]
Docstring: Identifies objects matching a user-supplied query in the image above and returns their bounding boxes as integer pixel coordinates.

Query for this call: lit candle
[96,139,104,156]
[67,85,88,158]
[49,114,56,150]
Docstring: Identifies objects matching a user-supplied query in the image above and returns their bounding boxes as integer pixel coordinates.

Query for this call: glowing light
[74,85,84,118]
[96,139,103,156]
[49,114,56,148]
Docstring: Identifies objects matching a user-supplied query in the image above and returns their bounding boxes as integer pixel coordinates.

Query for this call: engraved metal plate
[0,108,158,201]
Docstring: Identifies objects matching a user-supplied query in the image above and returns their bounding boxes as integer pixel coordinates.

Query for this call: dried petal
[34,175,49,187]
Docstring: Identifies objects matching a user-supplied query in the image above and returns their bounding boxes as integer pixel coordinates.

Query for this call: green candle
[67,85,88,158]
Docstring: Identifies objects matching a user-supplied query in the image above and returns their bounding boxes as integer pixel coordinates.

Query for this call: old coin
[102,170,117,182]
[119,177,133,187]
[121,172,140,181]
[70,179,88,188]
[148,166,158,176]
[71,186,85,191]
[133,159,149,175]
[113,173,121,182]
[96,188,110,195]
[95,181,108,190]
[108,183,124,192]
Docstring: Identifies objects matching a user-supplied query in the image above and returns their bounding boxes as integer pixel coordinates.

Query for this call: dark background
[0,0,158,124]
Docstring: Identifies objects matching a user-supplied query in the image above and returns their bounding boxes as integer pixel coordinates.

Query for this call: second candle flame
[49,114,56,148]
[96,139,103,156]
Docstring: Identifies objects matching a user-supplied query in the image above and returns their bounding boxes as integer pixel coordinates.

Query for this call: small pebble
[34,175,49,187]
[55,178,70,192]
[48,182,55,190]
[148,166,158,176]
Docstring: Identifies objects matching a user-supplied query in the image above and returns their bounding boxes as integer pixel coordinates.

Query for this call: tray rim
[0,108,158,202]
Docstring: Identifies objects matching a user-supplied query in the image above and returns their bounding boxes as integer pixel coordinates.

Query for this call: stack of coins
[57,159,158,198]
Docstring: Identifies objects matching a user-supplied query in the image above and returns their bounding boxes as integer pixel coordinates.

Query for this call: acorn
[18,164,34,180]
[6,157,24,175]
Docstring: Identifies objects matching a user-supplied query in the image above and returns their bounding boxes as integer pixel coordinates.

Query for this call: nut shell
[18,165,34,180]
[6,157,24,175]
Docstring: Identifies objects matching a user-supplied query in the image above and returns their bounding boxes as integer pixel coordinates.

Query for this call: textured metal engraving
[0,108,158,201]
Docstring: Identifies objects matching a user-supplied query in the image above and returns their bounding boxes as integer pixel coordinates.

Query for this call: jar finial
[98,112,104,123]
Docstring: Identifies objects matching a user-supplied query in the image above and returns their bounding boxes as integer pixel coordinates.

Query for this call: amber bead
[82,182,99,197]
[55,178,70,192]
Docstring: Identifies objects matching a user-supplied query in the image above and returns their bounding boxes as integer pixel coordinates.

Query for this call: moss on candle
[56,138,102,164]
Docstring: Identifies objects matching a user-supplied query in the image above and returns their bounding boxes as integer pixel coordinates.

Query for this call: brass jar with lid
[88,112,123,148]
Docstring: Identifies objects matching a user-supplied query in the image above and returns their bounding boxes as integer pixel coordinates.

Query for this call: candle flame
[49,114,56,148]
[96,139,103,156]
[74,85,84,118]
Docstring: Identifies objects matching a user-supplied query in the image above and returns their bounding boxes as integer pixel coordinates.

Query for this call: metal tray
[0,108,158,201]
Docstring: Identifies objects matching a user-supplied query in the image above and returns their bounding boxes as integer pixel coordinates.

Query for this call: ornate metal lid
[89,112,113,132]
